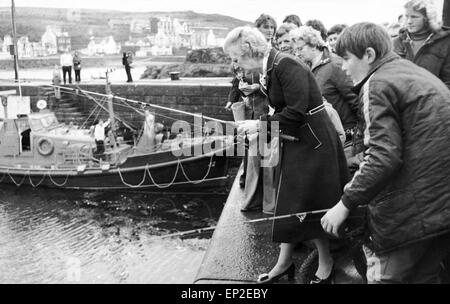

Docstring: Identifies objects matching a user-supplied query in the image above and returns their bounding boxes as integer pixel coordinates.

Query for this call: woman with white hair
[223,26,349,284]
[393,0,450,89]
[292,26,358,145]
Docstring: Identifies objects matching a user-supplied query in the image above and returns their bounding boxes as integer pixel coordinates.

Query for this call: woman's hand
[321,200,350,237]
[236,120,260,135]
[224,101,233,111]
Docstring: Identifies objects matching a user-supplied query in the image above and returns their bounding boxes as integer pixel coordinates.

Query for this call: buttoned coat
[261,49,349,243]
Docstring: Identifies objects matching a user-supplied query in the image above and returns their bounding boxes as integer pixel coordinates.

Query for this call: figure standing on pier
[123,52,133,83]
[60,50,73,85]
[73,51,82,83]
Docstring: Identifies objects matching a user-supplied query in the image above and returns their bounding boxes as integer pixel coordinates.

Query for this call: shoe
[256,263,295,284]
[310,266,335,284]
[239,174,246,188]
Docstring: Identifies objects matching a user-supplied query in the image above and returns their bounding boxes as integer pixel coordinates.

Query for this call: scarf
[408,28,432,41]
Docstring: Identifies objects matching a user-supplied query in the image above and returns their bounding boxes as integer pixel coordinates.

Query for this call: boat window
[29,118,43,131]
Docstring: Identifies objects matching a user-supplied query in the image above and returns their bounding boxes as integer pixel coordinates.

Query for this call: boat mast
[105,69,117,146]
[11,0,19,83]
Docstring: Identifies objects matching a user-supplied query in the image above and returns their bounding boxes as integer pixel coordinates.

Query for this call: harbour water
[0,184,228,283]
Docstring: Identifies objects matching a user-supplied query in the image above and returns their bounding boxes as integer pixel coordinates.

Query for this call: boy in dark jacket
[321,22,450,284]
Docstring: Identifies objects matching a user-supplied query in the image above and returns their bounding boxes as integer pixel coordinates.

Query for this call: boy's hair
[283,15,302,27]
[404,0,441,32]
[327,24,348,36]
[276,23,297,40]
[305,19,328,41]
[335,22,393,60]
[254,14,278,30]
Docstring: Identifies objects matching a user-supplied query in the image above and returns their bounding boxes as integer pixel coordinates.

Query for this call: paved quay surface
[195,165,365,284]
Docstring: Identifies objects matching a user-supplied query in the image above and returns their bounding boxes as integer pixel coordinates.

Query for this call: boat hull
[0,153,229,191]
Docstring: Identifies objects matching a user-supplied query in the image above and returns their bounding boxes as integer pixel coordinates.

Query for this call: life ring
[36,138,54,156]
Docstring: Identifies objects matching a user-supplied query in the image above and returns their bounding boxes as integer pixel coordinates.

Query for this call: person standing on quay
[123,52,133,83]
[73,51,82,83]
[60,50,73,85]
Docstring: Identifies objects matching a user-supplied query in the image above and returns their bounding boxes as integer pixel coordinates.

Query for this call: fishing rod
[154,206,366,240]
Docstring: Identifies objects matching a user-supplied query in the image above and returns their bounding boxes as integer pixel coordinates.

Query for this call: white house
[41,26,59,55]
[0,37,10,59]
[17,36,33,58]
[87,36,120,55]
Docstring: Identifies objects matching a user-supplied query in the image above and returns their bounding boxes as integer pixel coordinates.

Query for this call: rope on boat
[27,171,46,188]
[47,172,70,187]
[116,164,151,188]
[178,153,215,185]
[6,169,27,186]
[1,151,219,189]
[145,161,181,189]
[116,153,215,189]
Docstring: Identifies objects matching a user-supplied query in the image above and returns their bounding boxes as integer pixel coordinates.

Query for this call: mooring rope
[27,171,47,188]
[47,171,70,187]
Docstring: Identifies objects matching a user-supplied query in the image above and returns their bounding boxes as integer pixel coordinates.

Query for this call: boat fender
[37,138,55,156]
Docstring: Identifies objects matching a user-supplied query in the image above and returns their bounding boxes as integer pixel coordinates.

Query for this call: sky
[0,0,445,28]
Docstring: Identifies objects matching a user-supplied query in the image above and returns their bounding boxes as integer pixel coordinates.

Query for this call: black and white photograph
[0,0,450,292]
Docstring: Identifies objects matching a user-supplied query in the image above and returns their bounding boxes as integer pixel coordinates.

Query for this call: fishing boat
[0,85,236,191]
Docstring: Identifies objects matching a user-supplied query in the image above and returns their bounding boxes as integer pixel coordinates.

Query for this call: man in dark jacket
[123,52,133,82]
[393,0,450,89]
[321,22,450,284]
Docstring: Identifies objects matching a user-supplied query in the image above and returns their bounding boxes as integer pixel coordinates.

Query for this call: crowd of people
[224,0,450,284]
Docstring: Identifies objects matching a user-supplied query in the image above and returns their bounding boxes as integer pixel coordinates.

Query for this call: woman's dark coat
[261,49,349,243]
[311,48,359,130]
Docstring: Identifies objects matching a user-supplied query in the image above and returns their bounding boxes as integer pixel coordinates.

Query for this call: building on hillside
[56,32,71,53]
[152,16,193,49]
[17,36,33,58]
[0,37,10,59]
[190,27,228,49]
[150,17,159,34]
[108,19,131,32]
[130,19,151,34]
[124,36,152,48]
[87,36,120,55]
[2,35,13,54]
[41,26,60,55]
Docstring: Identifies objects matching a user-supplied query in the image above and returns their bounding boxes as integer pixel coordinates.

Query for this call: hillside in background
[0,7,251,50]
